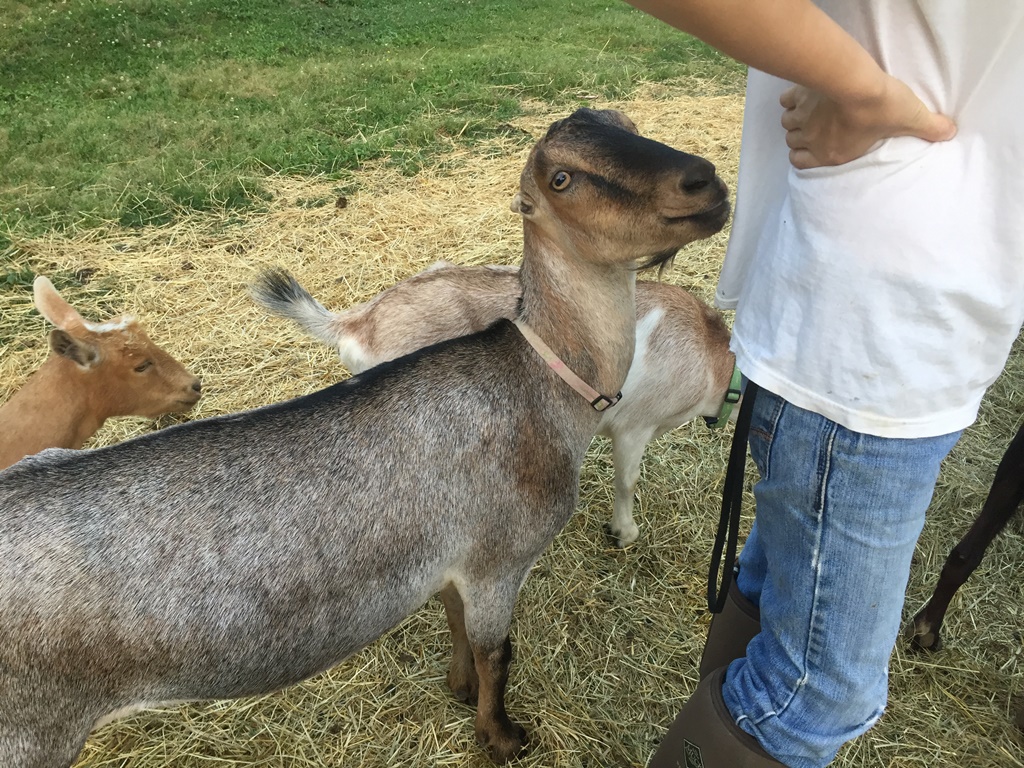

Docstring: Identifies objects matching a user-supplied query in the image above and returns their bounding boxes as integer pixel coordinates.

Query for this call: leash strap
[708,379,759,613]
[513,319,622,412]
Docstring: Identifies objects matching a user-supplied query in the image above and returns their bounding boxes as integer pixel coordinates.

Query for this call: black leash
[707,380,759,614]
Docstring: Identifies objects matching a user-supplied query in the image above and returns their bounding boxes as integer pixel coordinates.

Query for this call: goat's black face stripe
[553,116,707,178]
[604,134,703,176]
[580,172,638,206]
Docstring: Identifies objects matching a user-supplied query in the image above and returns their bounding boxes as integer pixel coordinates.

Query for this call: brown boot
[698,579,761,680]
[648,667,785,768]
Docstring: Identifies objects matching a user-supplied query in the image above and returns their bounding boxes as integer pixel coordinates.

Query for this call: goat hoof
[907,618,942,652]
[447,672,479,705]
[450,683,479,705]
[603,522,639,549]
[478,719,528,764]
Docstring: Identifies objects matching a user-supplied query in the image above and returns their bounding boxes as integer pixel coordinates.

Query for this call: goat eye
[134,360,153,373]
[551,171,572,191]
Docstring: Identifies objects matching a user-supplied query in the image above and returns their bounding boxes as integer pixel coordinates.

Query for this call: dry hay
[1,83,1022,768]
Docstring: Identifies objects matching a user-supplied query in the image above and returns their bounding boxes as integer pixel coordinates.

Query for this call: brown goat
[0,277,202,470]
[251,262,737,546]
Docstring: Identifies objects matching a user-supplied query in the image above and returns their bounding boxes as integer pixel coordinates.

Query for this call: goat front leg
[440,583,479,703]
[606,428,656,547]
[457,582,528,764]
[472,636,526,764]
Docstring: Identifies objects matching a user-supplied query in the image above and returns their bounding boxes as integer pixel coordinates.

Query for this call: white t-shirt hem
[733,336,979,439]
[715,291,738,311]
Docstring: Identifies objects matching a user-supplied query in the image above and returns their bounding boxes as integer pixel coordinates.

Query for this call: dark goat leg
[911,421,1024,651]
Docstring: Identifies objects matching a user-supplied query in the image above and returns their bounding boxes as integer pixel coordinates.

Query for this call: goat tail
[250,268,342,347]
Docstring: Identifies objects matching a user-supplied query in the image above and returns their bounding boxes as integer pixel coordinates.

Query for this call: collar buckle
[590,391,623,412]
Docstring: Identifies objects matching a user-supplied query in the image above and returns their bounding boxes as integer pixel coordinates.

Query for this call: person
[620,2,1024,766]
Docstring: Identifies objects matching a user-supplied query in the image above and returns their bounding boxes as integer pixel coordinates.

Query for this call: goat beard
[636,248,679,274]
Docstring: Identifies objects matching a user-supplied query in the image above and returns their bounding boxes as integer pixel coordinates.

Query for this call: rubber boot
[698,578,761,680]
[648,667,785,768]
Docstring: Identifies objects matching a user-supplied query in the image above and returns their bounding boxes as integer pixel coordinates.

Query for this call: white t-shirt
[716,1,1024,438]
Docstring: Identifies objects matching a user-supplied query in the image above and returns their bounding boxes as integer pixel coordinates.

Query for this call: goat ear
[34,276,86,331]
[49,329,100,369]
[510,192,535,217]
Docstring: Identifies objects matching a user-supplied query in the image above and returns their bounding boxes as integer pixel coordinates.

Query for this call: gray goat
[0,108,729,767]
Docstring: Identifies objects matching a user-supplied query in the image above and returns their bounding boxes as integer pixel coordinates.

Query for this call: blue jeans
[722,386,962,768]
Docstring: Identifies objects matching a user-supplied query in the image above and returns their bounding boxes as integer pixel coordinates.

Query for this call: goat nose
[681,158,717,193]
[191,380,203,394]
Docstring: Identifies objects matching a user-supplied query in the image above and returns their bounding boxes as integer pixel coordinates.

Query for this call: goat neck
[0,358,105,467]
[517,226,636,399]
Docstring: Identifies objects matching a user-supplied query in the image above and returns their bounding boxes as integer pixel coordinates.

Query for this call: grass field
[2,2,1023,768]
[1,0,740,245]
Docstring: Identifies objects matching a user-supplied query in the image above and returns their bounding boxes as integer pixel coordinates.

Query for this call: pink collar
[513,319,622,412]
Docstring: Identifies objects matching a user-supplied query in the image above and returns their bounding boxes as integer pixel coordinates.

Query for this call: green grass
[0,0,742,241]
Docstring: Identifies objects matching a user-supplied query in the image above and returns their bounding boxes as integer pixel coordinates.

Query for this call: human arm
[622,0,957,168]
